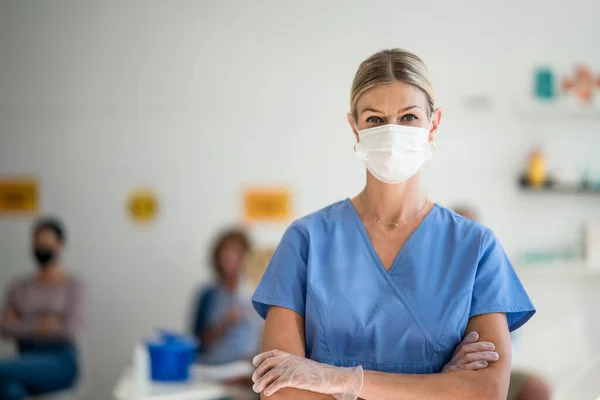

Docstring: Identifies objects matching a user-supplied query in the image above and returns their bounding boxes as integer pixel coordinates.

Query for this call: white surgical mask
[355,124,432,184]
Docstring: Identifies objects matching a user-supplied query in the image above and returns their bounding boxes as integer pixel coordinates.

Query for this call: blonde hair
[350,49,435,120]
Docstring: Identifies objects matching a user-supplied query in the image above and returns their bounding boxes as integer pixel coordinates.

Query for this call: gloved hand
[442,331,499,372]
[252,350,363,400]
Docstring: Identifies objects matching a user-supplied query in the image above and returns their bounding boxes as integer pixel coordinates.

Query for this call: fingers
[462,331,479,345]
[453,340,495,361]
[263,375,291,397]
[457,351,500,366]
[253,367,283,394]
[453,331,479,355]
[443,334,499,373]
[252,355,286,382]
[444,359,492,372]
[252,350,297,396]
[460,341,496,354]
[461,361,490,371]
[253,349,287,367]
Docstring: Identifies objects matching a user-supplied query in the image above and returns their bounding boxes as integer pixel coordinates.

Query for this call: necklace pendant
[360,193,428,228]
[372,215,399,229]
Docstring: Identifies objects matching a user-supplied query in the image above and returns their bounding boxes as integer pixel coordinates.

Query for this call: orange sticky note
[244,188,291,222]
[0,178,38,215]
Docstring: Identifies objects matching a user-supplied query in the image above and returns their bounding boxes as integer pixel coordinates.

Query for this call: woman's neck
[221,277,239,292]
[362,172,425,221]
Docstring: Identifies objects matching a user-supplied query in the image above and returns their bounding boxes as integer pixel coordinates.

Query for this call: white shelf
[516,264,600,277]
[515,100,600,119]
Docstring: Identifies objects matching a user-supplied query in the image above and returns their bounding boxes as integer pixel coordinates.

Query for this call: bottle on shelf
[527,147,547,188]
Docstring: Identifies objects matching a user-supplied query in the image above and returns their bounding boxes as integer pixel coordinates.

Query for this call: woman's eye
[401,114,418,122]
[366,116,383,124]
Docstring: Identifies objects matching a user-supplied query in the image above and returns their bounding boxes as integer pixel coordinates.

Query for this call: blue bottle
[534,68,555,100]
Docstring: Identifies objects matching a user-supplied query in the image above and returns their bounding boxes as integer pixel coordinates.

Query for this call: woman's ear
[347,112,359,142]
[429,108,443,141]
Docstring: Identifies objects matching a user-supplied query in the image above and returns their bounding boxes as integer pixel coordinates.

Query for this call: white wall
[1,0,600,397]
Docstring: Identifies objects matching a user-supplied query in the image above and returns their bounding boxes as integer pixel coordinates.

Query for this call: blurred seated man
[0,217,85,400]
[190,228,261,365]
[453,205,551,400]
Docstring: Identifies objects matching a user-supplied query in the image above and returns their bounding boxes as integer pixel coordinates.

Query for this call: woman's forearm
[261,389,333,400]
[359,369,504,400]
[258,307,332,400]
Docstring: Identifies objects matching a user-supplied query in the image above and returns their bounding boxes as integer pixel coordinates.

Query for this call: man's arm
[0,282,37,340]
[259,306,333,400]
[48,278,86,341]
[0,280,85,341]
[358,313,511,400]
[0,308,27,338]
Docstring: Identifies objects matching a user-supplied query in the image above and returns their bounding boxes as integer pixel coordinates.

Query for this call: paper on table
[192,360,255,382]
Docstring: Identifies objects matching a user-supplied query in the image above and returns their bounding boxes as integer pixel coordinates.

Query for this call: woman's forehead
[356,81,427,114]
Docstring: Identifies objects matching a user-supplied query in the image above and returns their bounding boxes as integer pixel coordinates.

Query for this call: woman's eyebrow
[398,105,420,113]
[360,107,384,114]
[359,105,421,115]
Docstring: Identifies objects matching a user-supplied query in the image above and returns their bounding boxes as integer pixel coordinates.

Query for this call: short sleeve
[470,229,536,332]
[252,223,308,319]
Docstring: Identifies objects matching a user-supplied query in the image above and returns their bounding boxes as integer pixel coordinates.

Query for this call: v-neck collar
[345,198,438,274]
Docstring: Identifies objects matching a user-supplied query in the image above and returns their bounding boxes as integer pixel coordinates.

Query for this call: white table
[113,368,229,400]
[113,361,255,400]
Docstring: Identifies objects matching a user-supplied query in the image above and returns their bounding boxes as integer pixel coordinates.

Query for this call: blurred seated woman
[190,228,261,365]
[0,217,85,400]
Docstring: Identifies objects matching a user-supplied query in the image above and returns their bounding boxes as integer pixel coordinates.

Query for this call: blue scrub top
[252,199,535,374]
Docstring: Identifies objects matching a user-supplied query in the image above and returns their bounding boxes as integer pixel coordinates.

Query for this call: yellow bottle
[528,148,546,187]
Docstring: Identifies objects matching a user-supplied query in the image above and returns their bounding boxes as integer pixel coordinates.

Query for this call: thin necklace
[358,193,429,228]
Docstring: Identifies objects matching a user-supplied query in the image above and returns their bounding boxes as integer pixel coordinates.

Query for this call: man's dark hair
[211,228,250,277]
[33,217,66,243]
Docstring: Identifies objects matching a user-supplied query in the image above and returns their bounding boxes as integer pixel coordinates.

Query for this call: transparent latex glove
[442,331,499,372]
[252,350,363,400]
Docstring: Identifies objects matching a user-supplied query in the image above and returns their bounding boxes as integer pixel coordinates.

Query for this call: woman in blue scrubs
[251,49,535,400]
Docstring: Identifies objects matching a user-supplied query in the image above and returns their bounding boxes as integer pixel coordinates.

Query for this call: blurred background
[1,0,599,398]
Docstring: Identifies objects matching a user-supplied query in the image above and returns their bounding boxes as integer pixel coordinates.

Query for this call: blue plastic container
[160,331,199,365]
[146,332,199,382]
